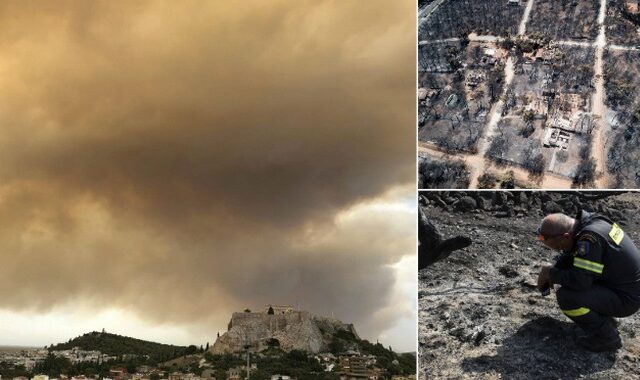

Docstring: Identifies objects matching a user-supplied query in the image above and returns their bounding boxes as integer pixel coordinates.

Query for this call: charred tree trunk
[419,207,472,269]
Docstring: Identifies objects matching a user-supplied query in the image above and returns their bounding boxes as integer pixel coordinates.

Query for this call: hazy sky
[0,0,416,351]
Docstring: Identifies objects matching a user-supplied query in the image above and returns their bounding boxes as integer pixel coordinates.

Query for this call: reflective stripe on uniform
[609,223,624,245]
[573,257,604,274]
[562,307,591,317]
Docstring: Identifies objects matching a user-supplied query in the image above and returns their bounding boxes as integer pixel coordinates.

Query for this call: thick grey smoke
[0,0,415,344]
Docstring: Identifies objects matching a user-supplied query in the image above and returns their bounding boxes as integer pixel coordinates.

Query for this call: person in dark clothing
[536,210,640,352]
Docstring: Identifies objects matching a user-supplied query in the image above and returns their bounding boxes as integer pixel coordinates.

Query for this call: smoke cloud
[0,0,415,348]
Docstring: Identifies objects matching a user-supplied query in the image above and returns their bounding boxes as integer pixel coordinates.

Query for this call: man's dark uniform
[549,210,640,346]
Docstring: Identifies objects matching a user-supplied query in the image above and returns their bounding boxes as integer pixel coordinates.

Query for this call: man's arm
[553,252,573,270]
[536,253,574,291]
[549,233,604,291]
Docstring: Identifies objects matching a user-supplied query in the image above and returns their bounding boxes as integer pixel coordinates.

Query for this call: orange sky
[0,0,416,350]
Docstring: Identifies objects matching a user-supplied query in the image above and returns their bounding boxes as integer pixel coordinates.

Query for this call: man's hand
[537,265,552,291]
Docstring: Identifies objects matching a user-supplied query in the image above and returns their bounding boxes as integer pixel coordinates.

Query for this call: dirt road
[591,0,610,188]
[419,144,573,189]
[519,0,536,36]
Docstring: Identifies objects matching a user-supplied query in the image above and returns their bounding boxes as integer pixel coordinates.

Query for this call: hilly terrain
[50,331,188,362]
[38,321,415,380]
[211,309,415,377]
[211,310,360,354]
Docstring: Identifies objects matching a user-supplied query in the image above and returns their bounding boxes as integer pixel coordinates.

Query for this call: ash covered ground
[419,191,640,379]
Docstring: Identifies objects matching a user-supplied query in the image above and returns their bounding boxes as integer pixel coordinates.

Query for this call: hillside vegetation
[50,331,188,362]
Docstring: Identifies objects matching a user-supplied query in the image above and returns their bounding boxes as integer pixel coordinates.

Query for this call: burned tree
[418,206,471,269]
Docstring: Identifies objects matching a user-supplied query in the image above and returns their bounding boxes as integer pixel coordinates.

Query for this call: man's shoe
[576,332,622,352]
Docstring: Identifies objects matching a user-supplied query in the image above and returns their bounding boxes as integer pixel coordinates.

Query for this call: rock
[542,201,563,214]
[499,266,519,278]
[444,196,458,205]
[473,329,486,346]
[425,193,447,208]
[609,209,625,222]
[455,196,477,212]
[499,204,515,217]
[541,193,554,204]
[211,310,357,354]
[477,196,492,211]
[433,196,447,209]
[516,192,528,205]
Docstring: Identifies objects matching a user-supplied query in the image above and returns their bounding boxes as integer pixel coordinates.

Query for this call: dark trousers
[556,285,640,333]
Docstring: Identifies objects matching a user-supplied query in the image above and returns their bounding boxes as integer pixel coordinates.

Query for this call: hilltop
[209,306,415,377]
[211,307,360,354]
[49,331,188,362]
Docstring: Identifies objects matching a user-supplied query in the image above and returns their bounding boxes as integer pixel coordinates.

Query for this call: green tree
[328,340,344,355]
[126,363,137,374]
[34,353,73,377]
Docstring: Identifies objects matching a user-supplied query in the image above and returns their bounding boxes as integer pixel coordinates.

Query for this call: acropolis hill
[210,305,359,354]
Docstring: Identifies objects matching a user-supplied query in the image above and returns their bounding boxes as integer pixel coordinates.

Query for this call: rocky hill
[419,191,640,379]
[211,308,359,354]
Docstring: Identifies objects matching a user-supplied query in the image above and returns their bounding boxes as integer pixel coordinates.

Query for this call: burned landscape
[419,40,505,153]
[419,191,640,379]
[526,0,600,40]
[486,46,595,181]
[419,0,640,189]
[418,153,471,189]
[420,0,524,40]
[606,0,640,46]
[603,49,640,188]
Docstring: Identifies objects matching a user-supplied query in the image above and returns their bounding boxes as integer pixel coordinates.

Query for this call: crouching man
[536,211,640,352]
